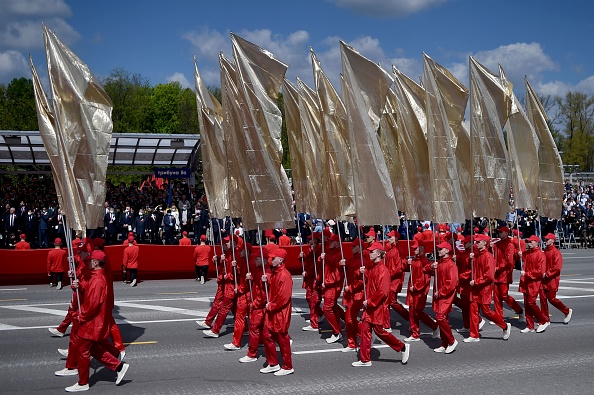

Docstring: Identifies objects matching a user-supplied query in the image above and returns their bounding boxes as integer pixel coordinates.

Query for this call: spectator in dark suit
[134,208,147,243]
[38,207,51,248]
[104,207,117,245]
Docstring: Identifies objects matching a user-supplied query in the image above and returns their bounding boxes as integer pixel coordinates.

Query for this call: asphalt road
[1,248,593,394]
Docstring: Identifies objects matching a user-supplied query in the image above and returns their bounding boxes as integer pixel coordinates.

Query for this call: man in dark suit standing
[104,207,117,245]
[38,207,51,248]
[134,208,147,244]
[163,209,175,245]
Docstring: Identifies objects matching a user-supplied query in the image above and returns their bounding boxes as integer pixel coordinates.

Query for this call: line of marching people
[195,222,573,373]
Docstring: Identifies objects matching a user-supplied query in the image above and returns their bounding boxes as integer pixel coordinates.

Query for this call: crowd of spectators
[2,174,593,249]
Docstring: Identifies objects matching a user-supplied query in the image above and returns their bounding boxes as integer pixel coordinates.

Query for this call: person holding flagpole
[492,226,524,321]
[385,229,410,328]
[540,233,573,325]
[340,237,367,352]
[319,232,345,344]
[431,242,459,354]
[301,232,324,332]
[518,235,550,333]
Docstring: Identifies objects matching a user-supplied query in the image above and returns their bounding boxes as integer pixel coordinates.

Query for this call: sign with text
[155,167,191,178]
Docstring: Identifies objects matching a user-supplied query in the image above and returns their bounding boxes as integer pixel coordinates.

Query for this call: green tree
[0,78,38,130]
[151,82,182,134]
[556,92,594,171]
[178,87,199,134]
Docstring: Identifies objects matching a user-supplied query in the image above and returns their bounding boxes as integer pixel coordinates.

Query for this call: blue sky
[2,0,594,101]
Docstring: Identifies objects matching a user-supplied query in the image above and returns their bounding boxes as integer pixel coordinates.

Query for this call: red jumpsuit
[386,243,409,324]
[204,254,226,326]
[359,260,405,363]
[211,249,239,334]
[432,256,458,348]
[245,258,270,358]
[229,253,250,347]
[540,244,570,319]
[263,264,293,370]
[408,254,438,338]
[303,244,323,329]
[321,246,344,335]
[15,240,30,250]
[342,250,367,349]
[103,255,125,352]
[519,248,548,329]
[493,238,523,317]
[454,247,472,329]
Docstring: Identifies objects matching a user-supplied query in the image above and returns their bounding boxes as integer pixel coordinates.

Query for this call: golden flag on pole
[379,87,405,212]
[525,79,564,219]
[311,48,355,219]
[340,41,397,225]
[390,68,433,221]
[423,53,467,223]
[230,34,294,230]
[40,24,113,232]
[469,56,512,220]
[194,57,229,219]
[499,66,540,210]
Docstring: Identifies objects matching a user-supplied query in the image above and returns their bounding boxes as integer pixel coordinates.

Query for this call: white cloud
[327,0,447,17]
[166,72,192,89]
[0,50,29,82]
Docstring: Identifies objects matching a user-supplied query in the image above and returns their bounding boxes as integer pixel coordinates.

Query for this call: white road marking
[115,301,208,316]
[0,288,27,291]
[293,344,391,355]
[0,305,66,316]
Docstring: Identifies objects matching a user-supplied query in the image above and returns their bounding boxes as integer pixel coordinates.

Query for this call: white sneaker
[116,363,129,385]
[401,343,410,364]
[239,356,257,363]
[326,333,342,344]
[503,323,511,340]
[445,340,458,354]
[520,327,535,333]
[518,311,525,322]
[130,279,137,287]
[404,336,420,342]
[402,304,410,310]
[463,336,480,343]
[48,327,64,337]
[200,276,205,284]
[65,383,89,392]
[536,321,550,333]
[224,343,241,350]
[384,327,393,333]
[479,319,486,330]
[203,329,219,338]
[352,361,372,367]
[196,320,209,329]
[301,325,318,331]
[118,350,126,362]
[55,368,78,376]
[274,368,294,376]
[564,309,573,324]
[58,348,69,357]
[341,346,357,353]
[489,321,495,325]
[305,319,310,324]
[260,364,280,374]
[432,327,440,339]
[57,281,62,290]
[433,346,446,353]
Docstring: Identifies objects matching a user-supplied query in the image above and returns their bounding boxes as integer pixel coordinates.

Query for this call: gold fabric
[230,34,294,230]
[456,122,473,219]
[297,78,324,218]
[194,58,229,219]
[423,54,466,223]
[40,25,112,232]
[311,48,355,218]
[391,69,433,221]
[340,41,398,225]
[469,57,512,220]
[499,66,540,210]
[525,79,564,218]
[379,88,405,212]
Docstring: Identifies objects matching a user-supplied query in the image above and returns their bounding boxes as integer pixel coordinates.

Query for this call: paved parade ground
[1,248,593,394]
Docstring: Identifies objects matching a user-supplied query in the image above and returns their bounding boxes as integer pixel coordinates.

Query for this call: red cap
[182,231,188,236]
[512,229,519,236]
[351,237,360,246]
[387,230,398,238]
[498,226,510,234]
[367,241,384,251]
[281,229,287,234]
[20,233,26,239]
[463,235,473,244]
[54,238,62,245]
[93,238,105,247]
[90,250,106,261]
[322,227,332,238]
[223,236,231,242]
[527,235,540,243]
[437,241,452,252]
[417,226,422,231]
[544,233,556,241]
[365,228,376,237]
[329,234,340,242]
[424,223,430,228]
[456,227,462,232]
[410,240,419,249]
[127,236,135,243]
[270,248,287,259]
[475,234,490,242]
[313,231,322,240]
[264,229,274,238]
[252,247,269,259]
[128,231,134,236]
[200,235,207,241]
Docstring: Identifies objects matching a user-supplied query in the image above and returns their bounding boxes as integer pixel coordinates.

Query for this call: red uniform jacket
[303,244,321,287]
[78,269,110,341]
[15,241,30,250]
[386,244,405,293]
[47,248,67,273]
[456,248,472,295]
[542,244,563,292]
[321,247,343,287]
[519,248,545,296]
[361,260,390,325]
[193,244,213,267]
[179,237,192,246]
[278,235,291,246]
[433,257,458,315]
[343,251,367,304]
[471,248,495,305]
[103,255,115,310]
[265,264,293,333]
[494,238,515,284]
[123,244,139,269]
[248,258,270,310]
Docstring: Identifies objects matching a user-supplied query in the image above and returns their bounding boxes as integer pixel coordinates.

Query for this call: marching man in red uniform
[464,234,511,342]
[340,237,367,352]
[319,233,345,343]
[352,242,410,367]
[540,233,572,324]
[386,230,410,326]
[431,242,459,354]
[454,235,473,333]
[492,226,524,320]
[301,233,323,332]
[260,248,294,376]
[47,238,68,289]
[519,235,550,333]
[196,240,227,330]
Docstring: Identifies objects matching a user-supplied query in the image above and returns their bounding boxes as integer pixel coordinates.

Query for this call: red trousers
[344,298,364,348]
[322,286,344,335]
[454,293,471,329]
[409,295,437,337]
[539,288,569,320]
[435,312,455,347]
[246,307,265,358]
[211,293,235,334]
[493,283,522,317]
[359,320,404,363]
[389,291,410,322]
[109,314,125,352]
[231,293,249,347]
[263,326,292,370]
[469,300,505,338]
[524,292,548,329]
[305,284,323,329]
[76,337,120,385]
[57,308,73,333]
[204,284,224,326]
[65,318,80,369]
